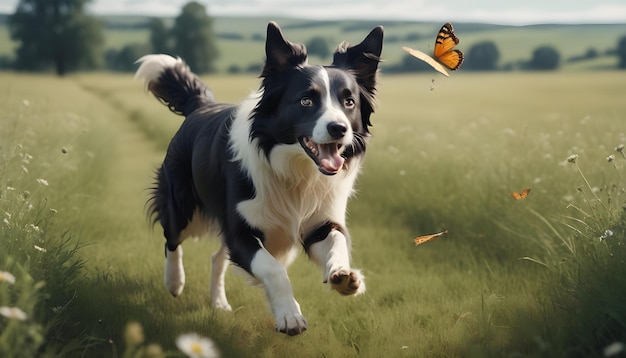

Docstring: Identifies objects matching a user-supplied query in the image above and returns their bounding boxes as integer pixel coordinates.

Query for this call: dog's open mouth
[299,136,345,176]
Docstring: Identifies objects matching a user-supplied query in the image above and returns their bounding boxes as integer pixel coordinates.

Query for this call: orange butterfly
[510,188,531,200]
[402,22,464,77]
[414,230,448,246]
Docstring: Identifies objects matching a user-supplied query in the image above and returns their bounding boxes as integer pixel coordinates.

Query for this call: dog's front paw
[330,269,366,296]
[276,313,308,336]
[274,300,308,336]
[211,297,232,311]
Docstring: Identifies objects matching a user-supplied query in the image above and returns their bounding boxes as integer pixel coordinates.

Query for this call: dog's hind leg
[305,223,366,296]
[210,242,232,311]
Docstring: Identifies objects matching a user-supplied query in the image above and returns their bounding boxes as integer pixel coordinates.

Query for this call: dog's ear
[263,21,307,75]
[256,22,308,116]
[332,26,383,77]
[332,26,384,131]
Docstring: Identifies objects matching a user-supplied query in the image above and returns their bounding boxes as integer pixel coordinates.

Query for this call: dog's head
[252,21,383,176]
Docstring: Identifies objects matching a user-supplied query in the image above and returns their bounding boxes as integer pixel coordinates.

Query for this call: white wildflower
[21,153,33,164]
[607,154,615,162]
[22,165,29,173]
[36,178,49,186]
[34,245,47,253]
[6,186,15,191]
[22,99,30,106]
[0,271,16,284]
[600,230,614,241]
[603,342,624,357]
[0,306,27,321]
[567,154,578,163]
[616,144,624,153]
[26,224,42,233]
[176,333,220,358]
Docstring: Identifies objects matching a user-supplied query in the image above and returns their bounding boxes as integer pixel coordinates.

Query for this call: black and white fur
[135,22,383,335]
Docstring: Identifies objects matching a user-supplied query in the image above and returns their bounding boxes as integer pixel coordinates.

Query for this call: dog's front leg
[229,232,308,335]
[249,243,308,335]
[305,223,366,296]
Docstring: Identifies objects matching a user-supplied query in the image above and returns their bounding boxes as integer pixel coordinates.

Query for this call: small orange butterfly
[510,188,531,200]
[402,22,464,77]
[414,230,448,246]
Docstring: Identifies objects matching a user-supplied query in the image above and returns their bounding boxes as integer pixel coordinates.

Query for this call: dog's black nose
[327,122,347,139]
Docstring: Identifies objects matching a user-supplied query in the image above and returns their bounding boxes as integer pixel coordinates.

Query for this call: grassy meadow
[1,69,626,357]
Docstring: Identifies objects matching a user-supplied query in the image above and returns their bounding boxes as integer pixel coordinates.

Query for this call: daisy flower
[0,271,16,284]
[0,306,27,321]
[176,333,219,358]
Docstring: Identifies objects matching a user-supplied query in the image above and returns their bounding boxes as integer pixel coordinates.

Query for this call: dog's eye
[344,97,355,109]
[300,97,313,107]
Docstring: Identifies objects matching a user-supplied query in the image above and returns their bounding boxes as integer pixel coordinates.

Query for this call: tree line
[387,38,626,73]
[6,0,218,75]
[5,0,626,76]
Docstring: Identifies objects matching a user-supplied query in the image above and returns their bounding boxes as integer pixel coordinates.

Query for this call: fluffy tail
[135,54,215,117]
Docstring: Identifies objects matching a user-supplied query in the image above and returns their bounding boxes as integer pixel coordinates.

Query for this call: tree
[528,45,560,70]
[8,0,104,75]
[149,18,171,54]
[171,1,219,74]
[618,35,626,69]
[464,41,500,71]
[306,36,330,59]
[105,43,151,72]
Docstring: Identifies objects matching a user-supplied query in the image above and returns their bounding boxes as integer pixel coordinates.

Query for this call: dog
[135,21,383,335]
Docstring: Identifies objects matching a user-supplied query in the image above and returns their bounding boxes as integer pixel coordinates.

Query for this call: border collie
[135,21,383,335]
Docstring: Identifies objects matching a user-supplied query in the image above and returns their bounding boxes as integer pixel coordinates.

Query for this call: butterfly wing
[437,49,464,71]
[510,188,531,200]
[433,23,464,71]
[402,46,450,77]
[414,230,448,246]
[520,188,531,199]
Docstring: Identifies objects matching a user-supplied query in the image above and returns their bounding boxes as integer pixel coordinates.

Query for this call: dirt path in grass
[75,81,165,271]
[72,76,248,356]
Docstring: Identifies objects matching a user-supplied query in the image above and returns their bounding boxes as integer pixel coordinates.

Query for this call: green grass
[0,70,625,357]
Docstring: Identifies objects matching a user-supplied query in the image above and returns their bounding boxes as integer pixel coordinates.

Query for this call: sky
[1,0,626,25]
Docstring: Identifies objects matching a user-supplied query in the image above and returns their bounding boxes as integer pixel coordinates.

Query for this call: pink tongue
[318,144,344,172]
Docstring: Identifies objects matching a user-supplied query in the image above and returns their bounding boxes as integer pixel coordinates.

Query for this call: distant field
[0,15,625,71]
[1,70,625,356]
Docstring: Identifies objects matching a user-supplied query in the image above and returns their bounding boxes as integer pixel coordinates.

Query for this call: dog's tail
[135,54,215,117]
